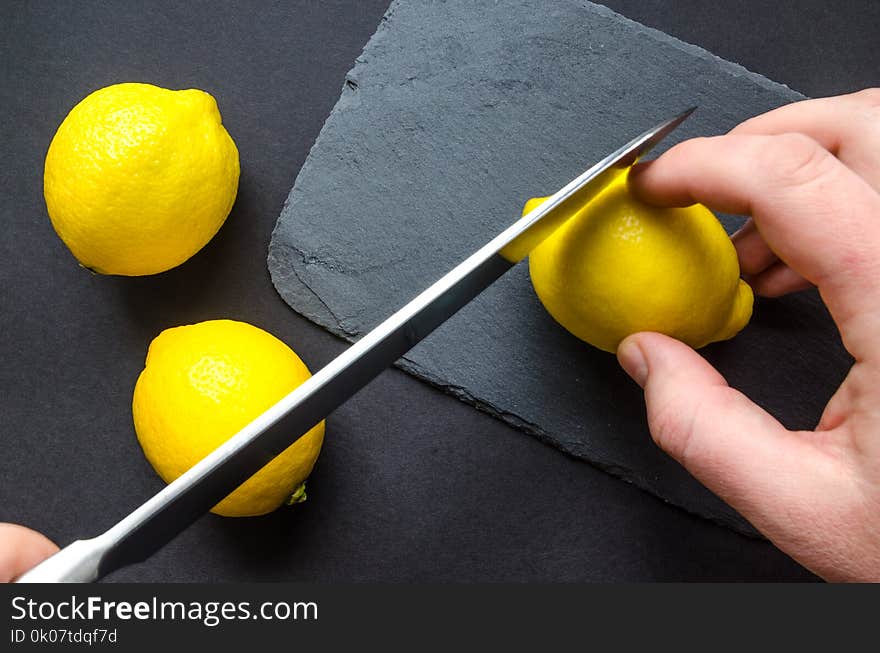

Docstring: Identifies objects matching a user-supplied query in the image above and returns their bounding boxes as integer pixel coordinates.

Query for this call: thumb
[616,332,812,518]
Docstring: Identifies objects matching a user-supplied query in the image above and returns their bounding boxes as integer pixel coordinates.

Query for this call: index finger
[731,90,880,191]
[629,133,880,360]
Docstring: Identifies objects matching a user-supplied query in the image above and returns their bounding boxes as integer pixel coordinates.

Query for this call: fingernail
[617,338,648,388]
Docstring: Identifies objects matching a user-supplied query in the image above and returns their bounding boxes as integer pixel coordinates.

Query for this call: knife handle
[14,536,112,583]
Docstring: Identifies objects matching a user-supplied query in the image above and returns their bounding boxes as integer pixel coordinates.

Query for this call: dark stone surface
[1,0,874,581]
[268,0,853,535]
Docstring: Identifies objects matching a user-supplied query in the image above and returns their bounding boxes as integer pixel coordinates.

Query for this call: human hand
[0,523,58,582]
[620,89,880,581]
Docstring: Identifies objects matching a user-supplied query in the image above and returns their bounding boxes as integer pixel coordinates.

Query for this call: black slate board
[271,0,854,535]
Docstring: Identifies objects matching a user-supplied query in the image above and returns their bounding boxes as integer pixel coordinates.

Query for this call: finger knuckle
[649,396,697,465]
[668,136,713,161]
[729,114,760,135]
[759,133,836,188]
[853,87,880,108]
[859,92,880,127]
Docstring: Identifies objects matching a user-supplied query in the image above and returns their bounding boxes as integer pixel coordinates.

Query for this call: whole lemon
[132,320,324,517]
[527,173,753,353]
[44,83,239,276]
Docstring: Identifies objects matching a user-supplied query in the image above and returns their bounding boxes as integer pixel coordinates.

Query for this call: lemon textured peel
[132,320,324,517]
[44,82,239,276]
[527,174,753,353]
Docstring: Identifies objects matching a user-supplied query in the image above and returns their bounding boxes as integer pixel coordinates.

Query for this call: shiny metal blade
[17,107,694,583]
[500,106,695,261]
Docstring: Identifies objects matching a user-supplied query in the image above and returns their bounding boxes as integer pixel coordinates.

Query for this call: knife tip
[675,105,698,122]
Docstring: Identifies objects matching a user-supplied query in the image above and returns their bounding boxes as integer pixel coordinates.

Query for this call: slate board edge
[397,355,762,537]
[264,0,808,538]
[589,2,804,98]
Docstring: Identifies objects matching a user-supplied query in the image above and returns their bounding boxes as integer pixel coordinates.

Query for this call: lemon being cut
[44,82,239,276]
[132,320,324,517]
[527,173,753,353]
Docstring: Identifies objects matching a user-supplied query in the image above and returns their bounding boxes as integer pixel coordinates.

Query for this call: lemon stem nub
[285,482,308,506]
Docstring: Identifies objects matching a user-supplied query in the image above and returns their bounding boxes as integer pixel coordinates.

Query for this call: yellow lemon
[44,82,239,276]
[527,173,753,353]
[132,320,324,517]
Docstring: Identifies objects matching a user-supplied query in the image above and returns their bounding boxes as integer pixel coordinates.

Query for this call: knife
[16,108,693,582]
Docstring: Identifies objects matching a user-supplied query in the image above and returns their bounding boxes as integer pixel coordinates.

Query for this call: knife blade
[16,107,694,582]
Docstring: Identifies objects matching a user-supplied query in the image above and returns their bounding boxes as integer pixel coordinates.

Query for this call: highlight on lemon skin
[526,174,753,353]
[43,82,240,276]
[132,319,324,517]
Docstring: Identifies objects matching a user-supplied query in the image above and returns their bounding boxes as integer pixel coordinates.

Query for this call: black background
[1,1,877,582]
